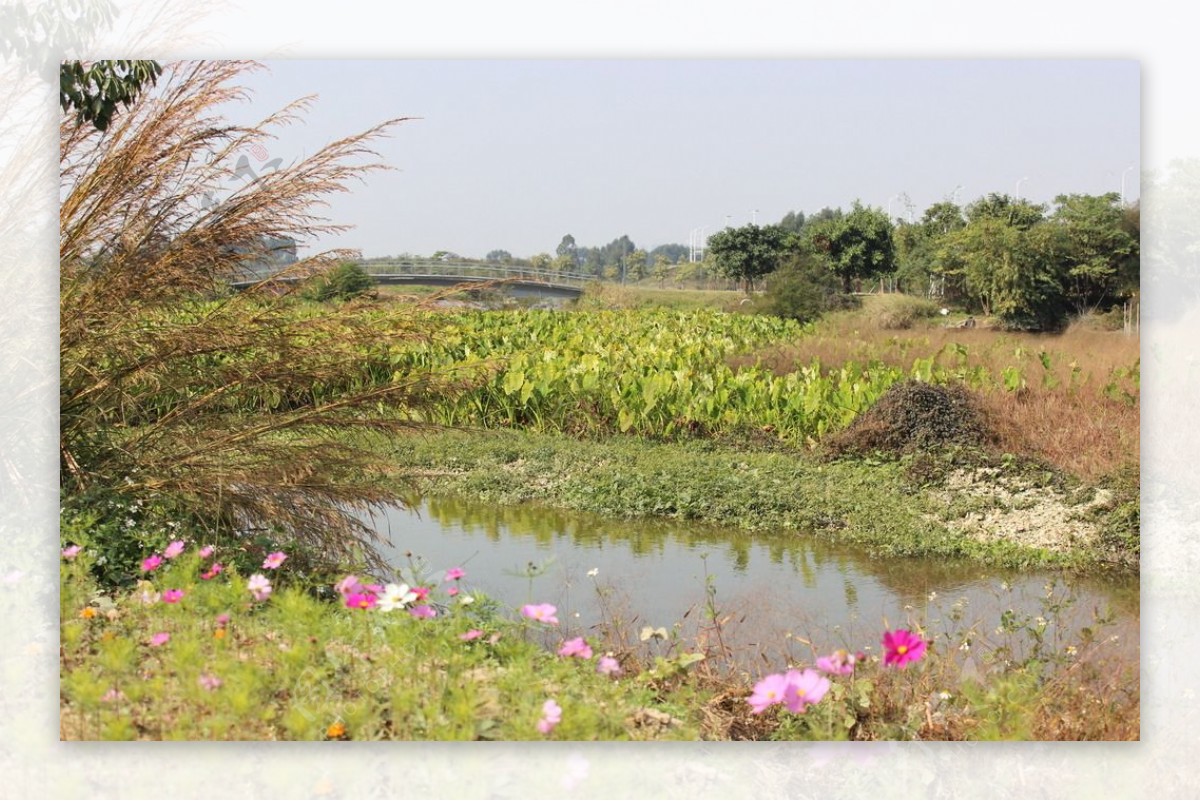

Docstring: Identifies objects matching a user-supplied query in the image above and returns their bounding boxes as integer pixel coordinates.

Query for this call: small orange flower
[214,628,227,639]
[80,607,97,619]
[326,721,347,739]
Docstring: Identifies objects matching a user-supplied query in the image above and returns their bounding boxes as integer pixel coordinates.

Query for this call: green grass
[381,428,1119,570]
[60,552,701,741]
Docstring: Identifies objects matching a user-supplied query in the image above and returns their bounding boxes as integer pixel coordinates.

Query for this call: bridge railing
[359,259,595,287]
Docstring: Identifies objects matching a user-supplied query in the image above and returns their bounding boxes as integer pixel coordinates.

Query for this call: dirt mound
[827,380,994,456]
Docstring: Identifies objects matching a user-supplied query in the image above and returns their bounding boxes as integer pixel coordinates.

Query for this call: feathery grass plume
[60,60,477,571]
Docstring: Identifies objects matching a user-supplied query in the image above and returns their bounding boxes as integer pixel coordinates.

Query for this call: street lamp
[1120,165,1135,204]
[1015,176,1029,198]
[951,185,963,205]
[751,209,758,225]
[887,194,901,220]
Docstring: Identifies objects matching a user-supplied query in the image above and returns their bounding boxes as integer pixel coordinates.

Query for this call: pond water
[366,497,1139,672]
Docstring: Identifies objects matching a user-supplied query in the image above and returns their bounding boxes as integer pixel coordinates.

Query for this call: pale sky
[220,59,1139,259]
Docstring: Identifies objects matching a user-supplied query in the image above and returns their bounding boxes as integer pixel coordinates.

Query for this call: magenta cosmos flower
[201,563,223,580]
[520,603,559,625]
[409,604,436,619]
[882,629,927,668]
[537,699,562,735]
[163,540,186,559]
[262,551,287,569]
[198,545,215,559]
[782,669,830,714]
[162,589,184,604]
[198,673,222,691]
[149,632,170,647]
[557,637,593,659]
[140,554,163,572]
[61,545,82,560]
[344,592,377,611]
[444,567,465,581]
[459,629,484,642]
[815,649,857,676]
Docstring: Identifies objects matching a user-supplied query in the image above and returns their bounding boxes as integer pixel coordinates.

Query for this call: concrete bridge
[231,258,593,299]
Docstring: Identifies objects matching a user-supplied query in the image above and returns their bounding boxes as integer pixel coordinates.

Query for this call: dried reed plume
[60,60,470,568]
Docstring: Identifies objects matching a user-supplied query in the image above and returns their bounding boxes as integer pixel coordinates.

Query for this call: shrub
[753,253,857,323]
[862,294,939,330]
[302,262,375,302]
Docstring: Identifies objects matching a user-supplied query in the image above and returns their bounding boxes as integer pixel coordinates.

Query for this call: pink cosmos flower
[815,649,857,676]
[198,673,222,691]
[344,592,377,611]
[215,614,230,626]
[198,545,215,559]
[597,656,622,676]
[61,545,82,560]
[520,603,559,625]
[101,688,125,703]
[782,669,830,714]
[262,551,287,570]
[201,563,223,580]
[409,605,436,619]
[557,637,593,659]
[537,699,562,735]
[163,540,186,559]
[460,629,484,641]
[334,575,363,597]
[412,586,430,602]
[140,554,163,572]
[247,574,272,602]
[882,629,927,669]
[444,567,465,581]
[149,632,170,647]
[747,673,792,714]
[162,589,184,604]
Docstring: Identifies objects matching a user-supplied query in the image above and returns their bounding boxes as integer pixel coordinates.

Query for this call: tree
[706,224,791,293]
[778,210,807,234]
[894,202,965,296]
[939,218,1066,329]
[555,234,578,267]
[624,249,649,282]
[485,249,513,263]
[965,193,1045,229]
[807,201,895,292]
[1046,193,1138,314]
[60,59,162,132]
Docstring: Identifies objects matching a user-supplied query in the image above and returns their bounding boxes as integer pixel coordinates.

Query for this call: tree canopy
[706,224,791,292]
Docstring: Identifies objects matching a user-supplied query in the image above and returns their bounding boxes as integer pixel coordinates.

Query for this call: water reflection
[367,496,1138,671]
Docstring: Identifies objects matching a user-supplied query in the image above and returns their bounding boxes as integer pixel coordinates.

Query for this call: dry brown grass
[59,61,478,567]
[736,309,1140,481]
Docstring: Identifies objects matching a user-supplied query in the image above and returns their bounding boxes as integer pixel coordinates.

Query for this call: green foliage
[1046,193,1138,314]
[706,224,792,292]
[806,201,896,291]
[301,262,375,302]
[60,554,695,740]
[753,252,856,323]
[60,60,162,132]
[859,294,939,330]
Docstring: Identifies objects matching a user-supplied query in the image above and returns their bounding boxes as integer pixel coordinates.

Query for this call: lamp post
[887,194,901,220]
[1121,165,1135,204]
[751,209,758,225]
[1015,176,1029,199]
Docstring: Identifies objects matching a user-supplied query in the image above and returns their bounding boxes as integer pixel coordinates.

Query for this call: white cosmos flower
[378,583,418,612]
